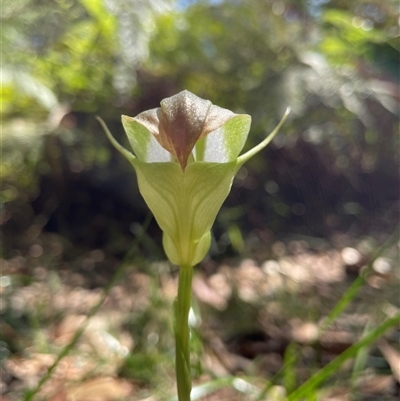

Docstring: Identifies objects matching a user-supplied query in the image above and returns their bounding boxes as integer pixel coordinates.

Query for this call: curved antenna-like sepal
[237,107,291,167]
[96,116,136,164]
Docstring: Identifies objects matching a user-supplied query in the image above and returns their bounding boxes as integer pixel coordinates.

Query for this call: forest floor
[1,228,399,401]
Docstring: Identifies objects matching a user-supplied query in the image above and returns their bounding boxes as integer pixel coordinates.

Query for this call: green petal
[122,115,171,162]
[163,231,211,266]
[132,159,237,266]
[197,114,251,162]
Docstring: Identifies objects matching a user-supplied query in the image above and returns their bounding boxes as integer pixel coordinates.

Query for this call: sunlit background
[1,0,399,399]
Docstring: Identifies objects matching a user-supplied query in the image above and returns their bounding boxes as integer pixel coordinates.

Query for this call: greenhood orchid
[98,90,289,267]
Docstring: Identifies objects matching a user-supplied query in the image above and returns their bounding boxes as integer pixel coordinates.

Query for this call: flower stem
[175,265,193,401]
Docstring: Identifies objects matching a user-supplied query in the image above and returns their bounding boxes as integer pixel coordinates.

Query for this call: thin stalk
[237,107,290,167]
[175,266,194,401]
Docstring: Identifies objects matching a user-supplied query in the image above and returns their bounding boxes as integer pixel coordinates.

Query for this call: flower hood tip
[124,90,248,170]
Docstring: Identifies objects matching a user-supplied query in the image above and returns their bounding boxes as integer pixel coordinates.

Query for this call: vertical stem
[175,265,193,401]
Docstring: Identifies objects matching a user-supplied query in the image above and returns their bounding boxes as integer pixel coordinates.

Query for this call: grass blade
[286,312,400,401]
[22,214,152,401]
[319,226,399,334]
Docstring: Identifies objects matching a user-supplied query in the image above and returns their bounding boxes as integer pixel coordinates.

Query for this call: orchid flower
[98,90,289,401]
[98,90,289,267]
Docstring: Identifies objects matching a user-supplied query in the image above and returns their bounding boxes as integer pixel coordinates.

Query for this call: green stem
[175,266,193,401]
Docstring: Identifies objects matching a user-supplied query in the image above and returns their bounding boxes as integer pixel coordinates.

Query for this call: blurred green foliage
[2,3,399,399]
[1,0,399,256]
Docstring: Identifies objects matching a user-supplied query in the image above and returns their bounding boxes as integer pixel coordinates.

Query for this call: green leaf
[78,0,116,37]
